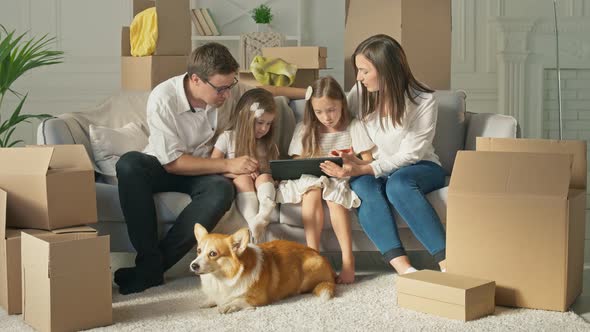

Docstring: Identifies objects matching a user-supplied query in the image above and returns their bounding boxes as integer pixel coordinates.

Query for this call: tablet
[270,157,343,180]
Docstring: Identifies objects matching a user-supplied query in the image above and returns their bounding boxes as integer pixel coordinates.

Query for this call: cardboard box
[397,270,495,321]
[121,27,188,91]
[0,189,100,315]
[0,145,97,230]
[130,0,191,56]
[239,69,319,89]
[262,47,327,69]
[344,0,450,90]
[21,231,111,332]
[447,138,587,311]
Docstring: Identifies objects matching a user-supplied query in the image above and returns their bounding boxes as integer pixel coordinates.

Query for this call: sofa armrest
[36,117,77,145]
[464,112,518,150]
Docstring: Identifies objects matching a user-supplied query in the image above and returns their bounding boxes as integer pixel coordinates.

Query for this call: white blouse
[348,87,441,178]
[288,119,374,157]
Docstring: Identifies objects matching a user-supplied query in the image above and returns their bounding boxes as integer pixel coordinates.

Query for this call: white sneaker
[402,267,418,275]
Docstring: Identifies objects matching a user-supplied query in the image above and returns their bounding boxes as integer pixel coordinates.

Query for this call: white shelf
[192,35,299,41]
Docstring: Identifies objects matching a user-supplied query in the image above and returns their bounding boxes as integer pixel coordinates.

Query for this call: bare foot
[336,263,355,284]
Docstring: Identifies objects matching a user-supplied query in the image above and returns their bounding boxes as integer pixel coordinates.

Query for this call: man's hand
[227,156,259,174]
[250,171,260,181]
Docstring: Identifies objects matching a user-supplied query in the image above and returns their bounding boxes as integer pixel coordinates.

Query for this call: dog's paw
[199,300,217,309]
[218,304,242,314]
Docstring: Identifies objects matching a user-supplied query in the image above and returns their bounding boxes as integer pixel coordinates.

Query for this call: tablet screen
[270,157,343,180]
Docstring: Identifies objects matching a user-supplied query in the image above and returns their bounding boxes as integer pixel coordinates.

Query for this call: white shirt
[143,74,250,165]
[288,119,374,157]
[348,87,440,178]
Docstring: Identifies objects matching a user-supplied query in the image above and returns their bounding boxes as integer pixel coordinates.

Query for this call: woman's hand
[323,148,374,177]
[320,160,355,178]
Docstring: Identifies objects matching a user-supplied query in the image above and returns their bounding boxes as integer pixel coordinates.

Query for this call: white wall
[451,0,590,137]
[0,0,345,145]
[451,0,590,264]
[0,0,130,145]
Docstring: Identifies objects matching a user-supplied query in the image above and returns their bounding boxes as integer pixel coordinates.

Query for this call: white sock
[441,268,446,273]
[251,182,276,243]
[403,267,418,275]
[235,192,259,223]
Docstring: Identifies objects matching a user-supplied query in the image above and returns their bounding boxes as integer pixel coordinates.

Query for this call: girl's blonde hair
[301,76,350,157]
[232,88,279,162]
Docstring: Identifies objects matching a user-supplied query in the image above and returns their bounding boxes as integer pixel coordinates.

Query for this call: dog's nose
[191,262,199,271]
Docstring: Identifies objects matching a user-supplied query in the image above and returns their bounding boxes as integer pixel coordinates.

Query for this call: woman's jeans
[350,160,447,263]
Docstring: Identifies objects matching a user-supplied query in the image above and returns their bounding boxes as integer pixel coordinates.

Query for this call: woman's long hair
[352,34,433,127]
[300,76,350,157]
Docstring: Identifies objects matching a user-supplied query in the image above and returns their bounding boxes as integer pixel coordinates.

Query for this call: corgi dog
[190,224,336,314]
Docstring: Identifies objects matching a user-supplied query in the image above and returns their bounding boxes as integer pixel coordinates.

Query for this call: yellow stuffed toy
[130,7,158,56]
[250,55,298,87]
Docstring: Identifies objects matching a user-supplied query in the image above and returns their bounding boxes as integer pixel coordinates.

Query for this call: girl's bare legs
[251,173,275,243]
[326,201,355,284]
[233,175,258,236]
[301,188,324,251]
[439,259,446,272]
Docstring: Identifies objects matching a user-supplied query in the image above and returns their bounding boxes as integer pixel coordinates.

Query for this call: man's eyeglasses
[203,77,238,95]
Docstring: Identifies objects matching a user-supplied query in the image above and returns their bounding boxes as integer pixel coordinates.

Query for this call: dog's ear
[231,228,250,255]
[194,224,208,243]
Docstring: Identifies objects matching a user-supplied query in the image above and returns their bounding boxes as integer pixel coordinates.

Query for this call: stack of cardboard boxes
[0,145,111,331]
[447,138,586,312]
[239,46,327,88]
[397,137,586,321]
[121,0,191,91]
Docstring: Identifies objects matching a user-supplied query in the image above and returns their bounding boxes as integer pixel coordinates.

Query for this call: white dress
[276,119,374,209]
[214,130,271,173]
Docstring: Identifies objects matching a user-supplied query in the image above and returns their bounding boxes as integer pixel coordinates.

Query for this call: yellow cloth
[249,56,298,87]
[130,7,158,57]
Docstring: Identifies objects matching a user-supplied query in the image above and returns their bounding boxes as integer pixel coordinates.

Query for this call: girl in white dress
[211,88,278,243]
[277,76,374,284]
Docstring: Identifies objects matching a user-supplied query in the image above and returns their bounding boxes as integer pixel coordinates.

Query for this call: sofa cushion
[432,90,466,175]
[90,122,149,184]
[464,112,519,150]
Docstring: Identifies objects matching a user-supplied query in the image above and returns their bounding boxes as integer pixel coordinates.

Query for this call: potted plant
[0,25,64,147]
[251,4,273,32]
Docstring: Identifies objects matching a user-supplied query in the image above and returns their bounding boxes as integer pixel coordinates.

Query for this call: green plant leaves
[0,25,62,147]
[251,4,273,24]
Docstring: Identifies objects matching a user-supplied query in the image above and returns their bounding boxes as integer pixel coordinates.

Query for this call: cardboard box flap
[0,148,53,175]
[398,270,492,305]
[450,151,571,197]
[51,226,96,235]
[476,137,587,190]
[28,145,93,171]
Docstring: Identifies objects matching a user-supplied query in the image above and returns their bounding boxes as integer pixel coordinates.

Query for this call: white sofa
[37,90,518,253]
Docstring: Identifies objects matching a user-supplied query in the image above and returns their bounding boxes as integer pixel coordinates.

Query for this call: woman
[320,34,447,275]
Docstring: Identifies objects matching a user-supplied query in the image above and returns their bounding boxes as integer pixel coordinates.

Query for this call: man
[114,43,302,294]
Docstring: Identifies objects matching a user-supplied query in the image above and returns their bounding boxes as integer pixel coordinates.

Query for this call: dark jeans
[116,151,235,273]
[350,161,447,263]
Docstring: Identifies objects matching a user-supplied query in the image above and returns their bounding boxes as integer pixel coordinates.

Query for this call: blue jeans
[350,161,447,263]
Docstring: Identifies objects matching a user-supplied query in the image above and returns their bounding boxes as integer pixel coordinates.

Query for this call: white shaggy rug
[1,273,588,331]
